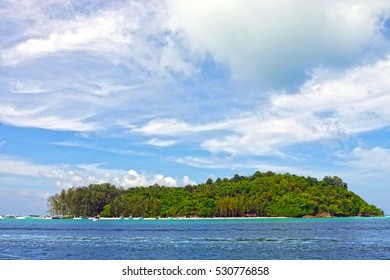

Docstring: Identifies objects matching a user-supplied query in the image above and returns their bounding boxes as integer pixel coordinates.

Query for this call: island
[47,171,384,218]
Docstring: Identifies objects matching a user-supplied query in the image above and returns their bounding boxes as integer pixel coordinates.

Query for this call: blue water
[0,217,389,260]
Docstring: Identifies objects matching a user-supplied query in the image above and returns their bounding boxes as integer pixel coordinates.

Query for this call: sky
[1,0,390,215]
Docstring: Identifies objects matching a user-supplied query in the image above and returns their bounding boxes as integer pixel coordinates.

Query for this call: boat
[92,215,100,222]
[0,215,4,219]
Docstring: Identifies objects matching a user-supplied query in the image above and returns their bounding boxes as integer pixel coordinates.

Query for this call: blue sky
[1,0,390,215]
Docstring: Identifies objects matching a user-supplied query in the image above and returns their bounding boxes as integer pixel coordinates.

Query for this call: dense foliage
[47,171,383,218]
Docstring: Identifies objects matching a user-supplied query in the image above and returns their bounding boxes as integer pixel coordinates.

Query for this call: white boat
[92,216,100,222]
[0,215,4,219]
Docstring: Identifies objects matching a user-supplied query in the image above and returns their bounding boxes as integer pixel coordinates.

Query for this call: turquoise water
[0,217,389,260]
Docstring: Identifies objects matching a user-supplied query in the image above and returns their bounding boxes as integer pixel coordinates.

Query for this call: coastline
[0,215,387,221]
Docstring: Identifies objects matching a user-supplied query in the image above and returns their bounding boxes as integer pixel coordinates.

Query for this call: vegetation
[47,171,383,218]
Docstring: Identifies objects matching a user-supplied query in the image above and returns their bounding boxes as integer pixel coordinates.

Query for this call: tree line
[47,171,384,218]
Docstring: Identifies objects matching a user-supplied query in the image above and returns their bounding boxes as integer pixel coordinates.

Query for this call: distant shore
[1,215,387,220]
[0,215,289,220]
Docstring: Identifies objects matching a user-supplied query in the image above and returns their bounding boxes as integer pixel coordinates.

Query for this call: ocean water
[0,217,389,260]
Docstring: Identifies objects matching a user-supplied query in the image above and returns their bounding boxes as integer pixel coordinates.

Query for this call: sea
[0,217,389,260]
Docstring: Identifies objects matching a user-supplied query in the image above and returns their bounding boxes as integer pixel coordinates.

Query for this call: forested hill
[47,171,383,218]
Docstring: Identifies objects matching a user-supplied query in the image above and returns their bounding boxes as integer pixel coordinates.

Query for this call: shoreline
[1,215,387,220]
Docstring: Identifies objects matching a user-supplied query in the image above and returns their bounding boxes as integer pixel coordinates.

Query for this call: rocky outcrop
[302,212,334,218]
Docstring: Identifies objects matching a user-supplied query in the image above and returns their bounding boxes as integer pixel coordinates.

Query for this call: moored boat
[92,215,100,221]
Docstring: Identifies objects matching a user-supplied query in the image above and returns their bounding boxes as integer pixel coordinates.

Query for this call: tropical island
[47,171,383,218]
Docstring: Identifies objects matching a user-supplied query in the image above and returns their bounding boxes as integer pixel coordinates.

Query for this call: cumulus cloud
[0,154,195,189]
[40,164,194,189]
[182,175,196,186]
[8,0,389,87]
[167,0,390,87]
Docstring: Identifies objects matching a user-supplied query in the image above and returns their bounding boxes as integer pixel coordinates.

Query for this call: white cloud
[167,0,390,86]
[40,164,194,189]
[0,155,52,176]
[0,1,199,133]
[9,80,48,94]
[117,169,180,188]
[0,105,97,131]
[201,57,390,155]
[338,146,390,174]
[182,175,196,186]
[133,119,194,136]
[0,155,193,190]
[146,138,180,147]
[173,155,303,174]
[0,77,148,132]
[3,0,390,135]
[135,55,390,157]
[152,174,177,187]
[0,1,196,77]
[1,9,135,65]
[271,58,390,134]
[132,118,229,136]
